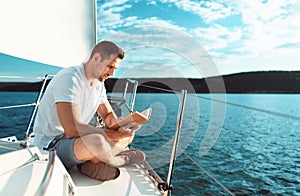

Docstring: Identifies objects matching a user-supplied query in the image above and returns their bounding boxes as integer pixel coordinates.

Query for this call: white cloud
[101,0,130,9]
[191,24,243,50]
[98,0,300,77]
[160,0,235,23]
[147,1,157,5]
[98,0,132,29]
[191,0,300,73]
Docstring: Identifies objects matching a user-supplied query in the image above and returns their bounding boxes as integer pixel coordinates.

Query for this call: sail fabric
[0,0,96,67]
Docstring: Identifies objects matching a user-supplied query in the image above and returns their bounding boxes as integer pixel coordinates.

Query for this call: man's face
[98,56,120,82]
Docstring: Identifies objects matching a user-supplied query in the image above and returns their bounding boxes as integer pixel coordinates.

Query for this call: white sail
[0,0,96,67]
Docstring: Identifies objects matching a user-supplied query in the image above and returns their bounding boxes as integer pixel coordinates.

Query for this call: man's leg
[73,133,130,167]
[105,132,135,155]
[73,133,145,181]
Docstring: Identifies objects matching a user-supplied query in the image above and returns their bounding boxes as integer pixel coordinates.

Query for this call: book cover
[108,108,152,129]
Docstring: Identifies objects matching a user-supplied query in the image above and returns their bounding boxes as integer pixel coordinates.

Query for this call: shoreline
[1,71,300,93]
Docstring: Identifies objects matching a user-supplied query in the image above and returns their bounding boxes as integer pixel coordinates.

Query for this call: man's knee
[74,134,113,163]
[82,134,114,155]
[82,134,109,147]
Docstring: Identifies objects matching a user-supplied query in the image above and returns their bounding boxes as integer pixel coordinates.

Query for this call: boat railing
[34,149,56,196]
[90,79,139,128]
[107,78,138,114]
[165,89,187,195]
[21,74,54,147]
[0,76,138,143]
[0,75,54,147]
[140,90,187,195]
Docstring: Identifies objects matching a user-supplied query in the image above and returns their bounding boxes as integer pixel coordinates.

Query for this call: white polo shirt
[33,63,107,149]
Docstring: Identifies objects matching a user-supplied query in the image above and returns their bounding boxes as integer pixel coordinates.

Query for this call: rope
[155,131,235,195]
[182,151,235,196]
[139,84,300,121]
[0,103,36,110]
[194,94,300,121]
[140,84,181,94]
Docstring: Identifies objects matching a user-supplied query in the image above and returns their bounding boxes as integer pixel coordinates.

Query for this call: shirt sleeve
[52,72,81,104]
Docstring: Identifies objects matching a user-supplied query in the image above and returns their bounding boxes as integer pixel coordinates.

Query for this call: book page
[140,108,152,120]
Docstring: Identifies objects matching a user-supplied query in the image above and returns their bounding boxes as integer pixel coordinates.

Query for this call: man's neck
[83,62,94,86]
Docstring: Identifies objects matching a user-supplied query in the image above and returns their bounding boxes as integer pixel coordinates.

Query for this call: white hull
[0,139,162,196]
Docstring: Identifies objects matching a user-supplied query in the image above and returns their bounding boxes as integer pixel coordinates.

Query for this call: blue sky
[96,0,300,78]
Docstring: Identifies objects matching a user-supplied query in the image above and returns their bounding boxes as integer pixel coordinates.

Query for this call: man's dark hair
[91,40,124,60]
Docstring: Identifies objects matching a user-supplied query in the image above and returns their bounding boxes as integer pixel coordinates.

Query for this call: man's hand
[118,121,141,133]
[104,121,140,149]
[104,128,134,142]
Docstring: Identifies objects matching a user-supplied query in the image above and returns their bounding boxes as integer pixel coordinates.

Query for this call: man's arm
[56,102,133,140]
[97,101,141,133]
[96,101,118,128]
[56,102,104,138]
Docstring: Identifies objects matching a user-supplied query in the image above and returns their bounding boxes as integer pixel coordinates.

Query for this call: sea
[0,92,299,196]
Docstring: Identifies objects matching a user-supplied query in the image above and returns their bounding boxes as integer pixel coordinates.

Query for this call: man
[33,41,145,181]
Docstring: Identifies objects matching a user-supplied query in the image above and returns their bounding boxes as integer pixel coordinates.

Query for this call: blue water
[1,92,300,195]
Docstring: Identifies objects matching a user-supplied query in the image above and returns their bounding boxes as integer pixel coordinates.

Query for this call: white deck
[69,165,161,196]
[0,140,162,196]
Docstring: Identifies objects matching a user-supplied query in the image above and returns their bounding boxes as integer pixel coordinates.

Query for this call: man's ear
[93,52,102,63]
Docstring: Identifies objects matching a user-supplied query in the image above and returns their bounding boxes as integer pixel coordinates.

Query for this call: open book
[108,108,152,129]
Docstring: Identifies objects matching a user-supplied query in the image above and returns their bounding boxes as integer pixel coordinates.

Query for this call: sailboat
[0,0,178,195]
[0,76,179,195]
[5,1,296,195]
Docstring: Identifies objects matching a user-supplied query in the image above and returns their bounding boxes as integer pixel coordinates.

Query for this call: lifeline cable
[139,84,300,121]
[156,131,235,196]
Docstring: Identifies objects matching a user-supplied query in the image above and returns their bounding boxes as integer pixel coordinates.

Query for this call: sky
[96,0,300,78]
[0,0,300,80]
